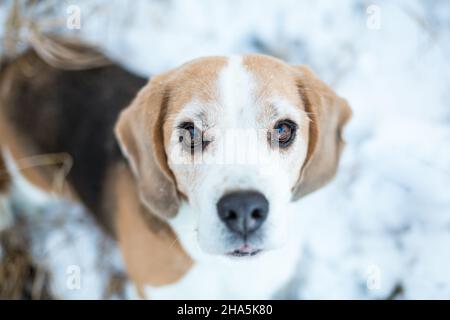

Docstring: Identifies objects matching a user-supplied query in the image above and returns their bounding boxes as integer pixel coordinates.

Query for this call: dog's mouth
[226,244,262,258]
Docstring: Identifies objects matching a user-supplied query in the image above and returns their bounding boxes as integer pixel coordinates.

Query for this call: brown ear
[115,72,180,219]
[292,65,352,199]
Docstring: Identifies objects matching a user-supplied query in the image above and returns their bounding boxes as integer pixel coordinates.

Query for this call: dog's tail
[25,32,111,70]
[1,0,111,72]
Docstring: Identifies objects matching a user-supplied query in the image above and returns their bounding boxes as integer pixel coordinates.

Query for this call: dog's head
[115,54,351,258]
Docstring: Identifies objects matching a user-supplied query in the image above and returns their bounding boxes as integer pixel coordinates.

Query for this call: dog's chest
[144,245,301,299]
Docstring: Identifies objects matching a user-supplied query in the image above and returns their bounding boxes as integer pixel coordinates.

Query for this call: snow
[26,201,127,299]
[1,0,450,299]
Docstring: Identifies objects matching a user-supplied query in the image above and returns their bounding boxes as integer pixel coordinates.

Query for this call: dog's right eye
[178,122,204,152]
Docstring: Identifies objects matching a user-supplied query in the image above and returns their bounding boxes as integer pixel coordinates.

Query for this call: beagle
[0,42,351,299]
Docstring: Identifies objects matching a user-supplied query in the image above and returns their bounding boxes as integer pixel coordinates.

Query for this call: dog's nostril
[251,209,262,220]
[227,210,238,221]
[217,191,269,236]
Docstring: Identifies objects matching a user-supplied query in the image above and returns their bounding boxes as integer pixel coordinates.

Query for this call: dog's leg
[0,150,13,231]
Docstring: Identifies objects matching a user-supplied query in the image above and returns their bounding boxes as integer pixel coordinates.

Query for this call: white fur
[0,195,12,231]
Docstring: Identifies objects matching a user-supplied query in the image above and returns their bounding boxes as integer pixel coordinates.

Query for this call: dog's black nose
[217,191,269,237]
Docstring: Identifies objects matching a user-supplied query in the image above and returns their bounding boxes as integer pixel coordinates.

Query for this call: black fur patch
[0,153,10,193]
[2,50,147,229]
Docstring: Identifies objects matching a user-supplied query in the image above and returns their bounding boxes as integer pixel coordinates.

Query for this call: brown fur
[291,65,352,198]
[115,74,182,220]
[0,105,54,195]
[112,163,192,297]
[0,52,55,194]
[0,153,10,193]
[243,55,303,106]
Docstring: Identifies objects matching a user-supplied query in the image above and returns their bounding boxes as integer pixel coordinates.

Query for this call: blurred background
[0,0,449,299]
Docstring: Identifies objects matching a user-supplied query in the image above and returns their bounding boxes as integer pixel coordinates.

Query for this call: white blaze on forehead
[218,56,256,127]
[214,56,262,166]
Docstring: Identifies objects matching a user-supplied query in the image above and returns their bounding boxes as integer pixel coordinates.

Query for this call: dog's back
[0,42,146,232]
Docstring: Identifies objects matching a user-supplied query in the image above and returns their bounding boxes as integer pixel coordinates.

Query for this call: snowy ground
[1,0,450,299]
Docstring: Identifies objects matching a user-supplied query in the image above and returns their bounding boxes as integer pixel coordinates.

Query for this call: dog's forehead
[242,55,301,103]
[166,55,302,123]
[165,56,228,109]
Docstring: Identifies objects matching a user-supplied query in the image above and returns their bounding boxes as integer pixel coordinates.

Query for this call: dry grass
[0,218,53,299]
[0,208,130,300]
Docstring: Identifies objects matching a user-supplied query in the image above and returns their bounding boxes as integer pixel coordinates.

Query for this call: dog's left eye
[178,122,206,152]
[272,120,297,148]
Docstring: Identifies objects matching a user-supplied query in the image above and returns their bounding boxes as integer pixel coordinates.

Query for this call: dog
[0,39,351,299]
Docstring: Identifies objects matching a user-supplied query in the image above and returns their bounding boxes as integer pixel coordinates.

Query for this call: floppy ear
[291,65,352,199]
[115,72,180,219]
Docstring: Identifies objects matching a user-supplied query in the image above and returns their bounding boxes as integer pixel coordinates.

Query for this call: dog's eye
[178,122,206,152]
[272,120,297,148]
